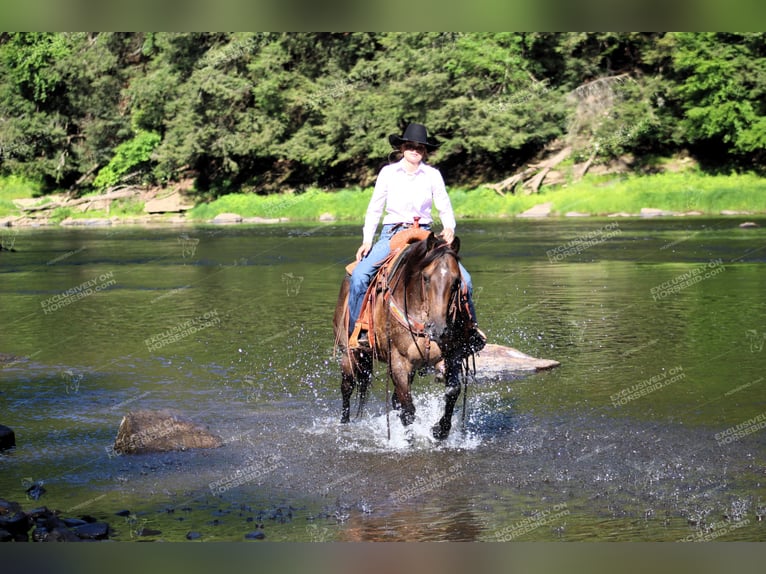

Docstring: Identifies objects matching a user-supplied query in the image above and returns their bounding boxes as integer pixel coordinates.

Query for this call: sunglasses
[403,142,427,153]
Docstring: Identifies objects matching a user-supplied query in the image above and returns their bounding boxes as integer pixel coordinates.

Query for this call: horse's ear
[426,231,438,251]
[451,235,460,254]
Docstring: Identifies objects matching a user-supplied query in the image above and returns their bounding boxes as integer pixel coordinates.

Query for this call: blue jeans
[347,223,476,334]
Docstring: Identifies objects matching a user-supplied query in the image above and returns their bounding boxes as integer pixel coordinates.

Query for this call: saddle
[345,226,431,349]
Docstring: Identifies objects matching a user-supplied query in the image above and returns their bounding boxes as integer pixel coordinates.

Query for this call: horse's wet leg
[355,352,373,419]
[399,402,416,426]
[340,375,354,424]
[432,357,461,440]
[391,353,415,426]
[340,354,356,424]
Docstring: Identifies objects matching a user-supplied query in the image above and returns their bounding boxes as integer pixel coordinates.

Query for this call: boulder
[144,191,195,214]
[113,409,223,454]
[211,212,243,224]
[241,216,283,224]
[0,424,15,451]
[437,344,559,381]
[517,202,553,218]
[640,207,676,217]
[59,217,112,227]
[0,499,114,542]
[72,522,110,540]
[473,343,560,376]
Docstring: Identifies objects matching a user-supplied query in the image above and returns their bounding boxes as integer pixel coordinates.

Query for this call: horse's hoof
[400,412,415,426]
[431,424,450,440]
[340,415,350,424]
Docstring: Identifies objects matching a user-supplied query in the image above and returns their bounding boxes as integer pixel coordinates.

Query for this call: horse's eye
[423,275,430,284]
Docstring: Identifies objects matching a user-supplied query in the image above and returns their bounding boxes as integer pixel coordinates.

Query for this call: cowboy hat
[388,123,440,151]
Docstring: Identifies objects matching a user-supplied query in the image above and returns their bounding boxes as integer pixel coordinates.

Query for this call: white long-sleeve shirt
[362,159,457,244]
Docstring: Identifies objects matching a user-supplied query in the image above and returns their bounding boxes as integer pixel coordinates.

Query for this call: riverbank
[2,171,764,228]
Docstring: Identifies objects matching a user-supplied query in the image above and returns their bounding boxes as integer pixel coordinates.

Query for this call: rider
[347,122,486,352]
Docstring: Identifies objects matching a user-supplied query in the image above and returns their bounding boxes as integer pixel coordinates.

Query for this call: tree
[663,32,766,167]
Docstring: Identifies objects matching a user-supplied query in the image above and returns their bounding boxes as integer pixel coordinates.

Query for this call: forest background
[1,32,765,221]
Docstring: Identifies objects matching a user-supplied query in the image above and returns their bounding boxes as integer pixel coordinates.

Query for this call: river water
[1,217,765,541]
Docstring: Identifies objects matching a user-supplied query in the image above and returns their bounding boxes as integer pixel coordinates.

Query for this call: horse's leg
[341,351,373,423]
[432,354,462,440]
[355,351,373,418]
[390,352,416,426]
[340,353,355,424]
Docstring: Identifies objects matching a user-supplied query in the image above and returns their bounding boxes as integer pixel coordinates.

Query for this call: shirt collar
[394,158,425,175]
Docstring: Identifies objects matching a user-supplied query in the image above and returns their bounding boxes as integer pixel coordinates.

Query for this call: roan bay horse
[333,231,476,440]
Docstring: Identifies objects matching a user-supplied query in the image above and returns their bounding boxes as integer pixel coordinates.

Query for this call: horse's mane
[395,235,460,290]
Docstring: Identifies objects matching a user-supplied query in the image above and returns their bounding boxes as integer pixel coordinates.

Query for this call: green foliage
[93,131,161,190]
[663,33,766,156]
[0,33,71,103]
[1,32,765,197]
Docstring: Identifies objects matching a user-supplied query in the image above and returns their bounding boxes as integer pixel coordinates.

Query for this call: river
[1,217,765,541]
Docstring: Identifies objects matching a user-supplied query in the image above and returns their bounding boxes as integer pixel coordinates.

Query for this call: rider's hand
[441,228,455,245]
[356,242,372,261]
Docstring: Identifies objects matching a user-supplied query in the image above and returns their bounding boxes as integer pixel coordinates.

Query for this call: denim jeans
[347,223,475,334]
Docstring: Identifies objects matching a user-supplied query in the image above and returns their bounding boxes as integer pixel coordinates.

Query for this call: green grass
[3,171,765,224]
[187,187,373,221]
[0,175,40,217]
[185,172,765,223]
[539,171,766,215]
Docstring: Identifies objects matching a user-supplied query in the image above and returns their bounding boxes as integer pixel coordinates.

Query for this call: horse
[333,231,475,440]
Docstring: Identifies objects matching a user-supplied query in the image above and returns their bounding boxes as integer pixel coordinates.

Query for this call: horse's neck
[388,263,425,310]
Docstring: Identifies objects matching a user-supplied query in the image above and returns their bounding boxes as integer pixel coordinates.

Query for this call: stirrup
[349,329,370,349]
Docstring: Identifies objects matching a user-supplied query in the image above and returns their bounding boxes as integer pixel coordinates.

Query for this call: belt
[386,222,431,233]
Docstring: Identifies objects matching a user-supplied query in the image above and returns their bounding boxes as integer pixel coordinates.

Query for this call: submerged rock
[72,522,110,540]
[0,499,110,542]
[113,409,223,455]
[0,424,15,451]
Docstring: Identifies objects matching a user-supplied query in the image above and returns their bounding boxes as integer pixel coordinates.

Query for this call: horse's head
[400,233,462,345]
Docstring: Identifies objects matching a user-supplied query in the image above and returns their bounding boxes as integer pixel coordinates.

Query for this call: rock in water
[0,424,15,451]
[434,343,559,383]
[113,409,223,454]
[473,343,560,376]
[72,522,110,540]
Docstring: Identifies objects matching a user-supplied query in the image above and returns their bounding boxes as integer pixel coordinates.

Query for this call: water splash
[306,390,483,453]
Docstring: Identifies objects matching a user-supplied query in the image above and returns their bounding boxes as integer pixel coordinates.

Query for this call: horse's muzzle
[425,321,449,344]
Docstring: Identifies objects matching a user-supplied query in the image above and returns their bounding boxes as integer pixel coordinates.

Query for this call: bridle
[386,244,461,361]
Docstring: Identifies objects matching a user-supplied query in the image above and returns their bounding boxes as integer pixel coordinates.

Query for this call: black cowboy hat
[388,123,440,151]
